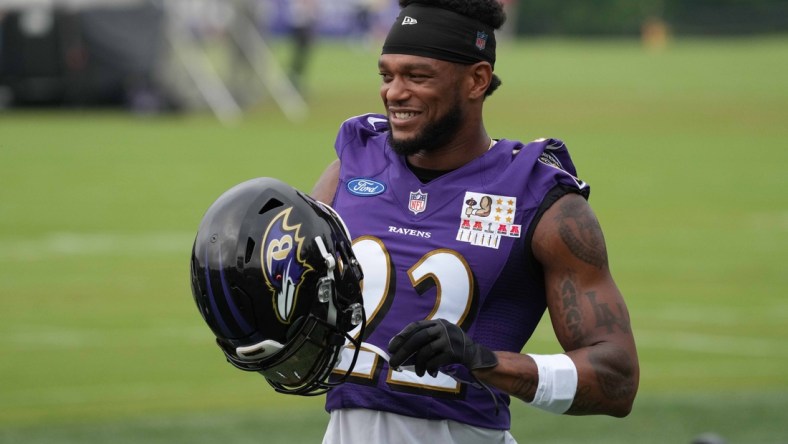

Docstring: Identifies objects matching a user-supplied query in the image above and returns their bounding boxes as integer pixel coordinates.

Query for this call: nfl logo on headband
[475,31,488,50]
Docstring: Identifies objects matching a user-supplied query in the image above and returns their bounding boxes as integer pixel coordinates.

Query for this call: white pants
[322,409,518,444]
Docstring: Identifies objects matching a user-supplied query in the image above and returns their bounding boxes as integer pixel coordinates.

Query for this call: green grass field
[1,36,787,443]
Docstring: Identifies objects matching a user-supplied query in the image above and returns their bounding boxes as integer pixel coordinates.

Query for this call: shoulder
[515,138,584,181]
[335,113,390,169]
[515,138,595,273]
[338,113,389,140]
[504,138,590,207]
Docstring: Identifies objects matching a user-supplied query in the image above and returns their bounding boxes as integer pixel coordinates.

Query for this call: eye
[407,73,430,83]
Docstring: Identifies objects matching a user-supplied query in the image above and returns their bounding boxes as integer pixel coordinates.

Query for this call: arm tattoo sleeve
[555,198,608,269]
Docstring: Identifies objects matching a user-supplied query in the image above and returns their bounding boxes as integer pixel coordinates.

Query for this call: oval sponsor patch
[347,178,386,197]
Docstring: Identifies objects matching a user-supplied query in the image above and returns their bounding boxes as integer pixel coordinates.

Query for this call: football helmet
[190,177,365,395]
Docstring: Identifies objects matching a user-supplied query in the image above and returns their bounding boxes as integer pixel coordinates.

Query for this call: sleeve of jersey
[525,138,590,204]
[334,113,389,165]
[521,138,592,277]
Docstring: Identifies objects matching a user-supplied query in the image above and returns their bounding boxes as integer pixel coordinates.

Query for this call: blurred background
[1,1,787,443]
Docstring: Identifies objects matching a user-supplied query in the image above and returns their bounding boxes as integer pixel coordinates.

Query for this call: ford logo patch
[347,178,386,197]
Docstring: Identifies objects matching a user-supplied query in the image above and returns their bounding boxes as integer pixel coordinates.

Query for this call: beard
[387,100,464,157]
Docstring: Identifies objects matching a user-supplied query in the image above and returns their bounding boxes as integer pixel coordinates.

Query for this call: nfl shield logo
[475,31,488,50]
[408,190,428,215]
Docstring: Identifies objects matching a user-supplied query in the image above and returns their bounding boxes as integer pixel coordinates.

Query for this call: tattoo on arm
[560,276,585,349]
[555,198,608,269]
[586,292,631,334]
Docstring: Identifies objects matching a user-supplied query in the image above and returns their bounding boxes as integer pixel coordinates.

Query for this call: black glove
[388,319,498,377]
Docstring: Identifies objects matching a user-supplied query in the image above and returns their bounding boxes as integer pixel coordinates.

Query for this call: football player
[311,0,640,442]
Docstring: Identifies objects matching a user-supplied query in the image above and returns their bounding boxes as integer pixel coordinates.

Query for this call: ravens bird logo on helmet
[261,207,313,324]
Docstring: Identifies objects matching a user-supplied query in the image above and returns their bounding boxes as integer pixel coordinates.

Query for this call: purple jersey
[325,114,589,430]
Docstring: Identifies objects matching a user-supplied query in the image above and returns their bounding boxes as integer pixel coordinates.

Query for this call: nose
[382,77,409,104]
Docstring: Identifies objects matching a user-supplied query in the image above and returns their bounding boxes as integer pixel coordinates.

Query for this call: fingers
[388,321,437,369]
[419,347,452,377]
[387,321,425,355]
[387,319,462,376]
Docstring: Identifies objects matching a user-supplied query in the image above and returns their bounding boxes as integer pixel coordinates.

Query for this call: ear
[466,62,493,100]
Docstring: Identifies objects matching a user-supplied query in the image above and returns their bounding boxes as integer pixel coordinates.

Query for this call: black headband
[382,4,496,69]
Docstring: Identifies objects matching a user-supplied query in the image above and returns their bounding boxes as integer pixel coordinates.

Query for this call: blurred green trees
[513,0,788,36]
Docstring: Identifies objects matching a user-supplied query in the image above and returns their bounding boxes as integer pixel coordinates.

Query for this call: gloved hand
[388,319,498,377]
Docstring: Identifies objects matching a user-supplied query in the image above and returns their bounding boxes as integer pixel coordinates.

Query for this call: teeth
[393,112,416,120]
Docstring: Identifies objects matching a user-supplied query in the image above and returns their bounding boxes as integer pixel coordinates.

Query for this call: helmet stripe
[218,251,253,334]
[204,247,233,338]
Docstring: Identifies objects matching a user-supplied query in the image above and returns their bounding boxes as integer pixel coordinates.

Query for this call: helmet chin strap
[313,234,365,357]
[314,235,339,328]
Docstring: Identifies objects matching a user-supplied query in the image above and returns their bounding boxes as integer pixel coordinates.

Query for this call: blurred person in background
[286,0,318,93]
[350,0,389,50]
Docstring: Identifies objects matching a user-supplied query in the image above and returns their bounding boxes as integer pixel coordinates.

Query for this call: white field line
[4,323,784,361]
[636,328,787,359]
[1,325,209,349]
[0,231,195,261]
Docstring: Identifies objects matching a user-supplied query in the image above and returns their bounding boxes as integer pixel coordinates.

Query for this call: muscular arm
[311,159,341,204]
[474,193,639,417]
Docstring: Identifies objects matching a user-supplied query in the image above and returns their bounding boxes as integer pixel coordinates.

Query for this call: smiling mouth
[392,111,418,121]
